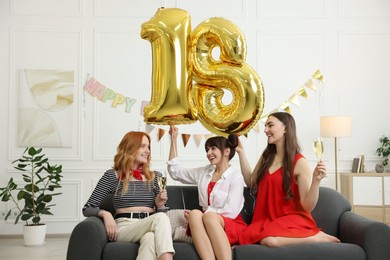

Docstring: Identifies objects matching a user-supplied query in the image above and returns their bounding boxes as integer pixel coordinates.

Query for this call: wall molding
[8,28,84,161]
[10,0,84,16]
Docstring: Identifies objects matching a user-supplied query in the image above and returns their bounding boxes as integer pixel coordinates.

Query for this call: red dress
[239,154,321,245]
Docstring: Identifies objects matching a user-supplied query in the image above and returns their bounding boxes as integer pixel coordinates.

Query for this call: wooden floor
[0,235,69,260]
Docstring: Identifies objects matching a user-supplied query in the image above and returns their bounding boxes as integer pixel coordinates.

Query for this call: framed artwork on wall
[18,69,74,147]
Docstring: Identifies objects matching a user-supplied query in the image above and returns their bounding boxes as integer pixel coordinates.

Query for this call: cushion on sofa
[103,241,200,260]
[166,209,192,243]
[103,242,139,260]
[166,185,202,210]
[233,243,365,260]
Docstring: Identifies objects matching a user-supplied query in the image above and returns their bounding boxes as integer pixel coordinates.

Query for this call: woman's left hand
[314,161,327,181]
[169,125,179,140]
[155,189,168,208]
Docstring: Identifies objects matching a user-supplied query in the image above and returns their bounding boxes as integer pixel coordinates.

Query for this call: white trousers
[115,212,175,260]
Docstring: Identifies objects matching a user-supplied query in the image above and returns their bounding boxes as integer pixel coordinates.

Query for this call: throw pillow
[173,226,193,243]
[166,209,192,243]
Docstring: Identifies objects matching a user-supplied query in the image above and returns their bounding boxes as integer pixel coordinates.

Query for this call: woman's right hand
[99,210,118,241]
[183,209,190,221]
[168,125,179,160]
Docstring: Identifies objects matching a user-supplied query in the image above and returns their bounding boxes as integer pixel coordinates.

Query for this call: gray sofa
[67,186,390,260]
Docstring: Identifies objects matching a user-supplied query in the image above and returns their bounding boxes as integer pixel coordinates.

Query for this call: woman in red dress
[236,112,340,247]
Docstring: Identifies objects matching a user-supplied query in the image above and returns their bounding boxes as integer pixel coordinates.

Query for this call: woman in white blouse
[167,126,246,260]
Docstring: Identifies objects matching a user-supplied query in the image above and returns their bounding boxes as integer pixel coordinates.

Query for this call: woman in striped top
[83,131,174,260]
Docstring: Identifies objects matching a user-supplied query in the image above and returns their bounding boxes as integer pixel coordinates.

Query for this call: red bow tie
[132,167,143,181]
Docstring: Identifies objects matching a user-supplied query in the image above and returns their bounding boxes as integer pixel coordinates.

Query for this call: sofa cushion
[233,243,365,260]
[103,242,139,260]
[166,209,192,243]
[173,226,192,243]
[103,241,200,260]
[166,185,202,210]
[172,242,200,260]
[240,187,256,224]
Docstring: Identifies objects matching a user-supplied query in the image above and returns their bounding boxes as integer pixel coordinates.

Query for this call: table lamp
[320,116,352,191]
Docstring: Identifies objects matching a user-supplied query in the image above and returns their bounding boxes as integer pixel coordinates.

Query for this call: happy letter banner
[83,77,137,113]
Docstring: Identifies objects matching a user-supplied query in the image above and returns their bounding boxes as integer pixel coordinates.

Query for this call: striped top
[82,169,161,217]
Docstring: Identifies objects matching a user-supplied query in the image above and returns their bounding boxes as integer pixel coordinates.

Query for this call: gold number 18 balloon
[141,8,264,136]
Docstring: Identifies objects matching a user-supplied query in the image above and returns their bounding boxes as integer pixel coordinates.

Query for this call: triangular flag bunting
[297,87,308,98]
[194,134,203,147]
[288,94,301,107]
[304,79,317,91]
[181,134,191,147]
[312,69,325,82]
[157,128,166,141]
[260,114,269,123]
[279,102,291,113]
[252,123,260,133]
[145,124,155,134]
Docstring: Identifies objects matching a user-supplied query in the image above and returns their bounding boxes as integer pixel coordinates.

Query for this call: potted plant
[0,147,63,246]
[375,135,390,173]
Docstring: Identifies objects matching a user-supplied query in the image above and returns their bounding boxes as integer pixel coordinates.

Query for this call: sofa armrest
[67,216,108,260]
[339,211,390,260]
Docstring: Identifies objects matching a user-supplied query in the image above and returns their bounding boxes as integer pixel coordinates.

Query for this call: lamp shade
[320,116,352,137]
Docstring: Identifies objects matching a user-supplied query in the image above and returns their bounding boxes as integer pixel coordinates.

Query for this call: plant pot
[23,224,46,246]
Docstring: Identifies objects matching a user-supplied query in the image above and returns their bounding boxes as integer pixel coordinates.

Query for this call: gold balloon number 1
[141,8,264,136]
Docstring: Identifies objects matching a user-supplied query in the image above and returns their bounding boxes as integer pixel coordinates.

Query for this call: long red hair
[113,131,153,193]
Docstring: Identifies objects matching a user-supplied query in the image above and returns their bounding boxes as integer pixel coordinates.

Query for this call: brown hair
[253,112,300,200]
[205,134,239,160]
[113,131,153,194]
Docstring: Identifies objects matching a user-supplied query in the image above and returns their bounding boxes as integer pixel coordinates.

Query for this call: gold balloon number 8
[141,8,264,136]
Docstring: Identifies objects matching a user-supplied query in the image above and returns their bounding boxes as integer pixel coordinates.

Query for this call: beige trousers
[115,212,175,259]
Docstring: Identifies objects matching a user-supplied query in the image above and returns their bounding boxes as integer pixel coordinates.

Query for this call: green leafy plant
[376,135,390,166]
[0,147,63,225]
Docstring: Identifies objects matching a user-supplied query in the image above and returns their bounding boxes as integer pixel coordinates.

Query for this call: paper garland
[157,128,166,141]
[83,77,137,113]
[84,70,324,148]
[181,134,191,147]
[259,69,324,123]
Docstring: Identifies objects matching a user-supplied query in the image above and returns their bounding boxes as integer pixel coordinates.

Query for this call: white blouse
[167,157,245,219]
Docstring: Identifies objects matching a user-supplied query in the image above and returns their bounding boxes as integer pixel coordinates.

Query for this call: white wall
[1,0,389,235]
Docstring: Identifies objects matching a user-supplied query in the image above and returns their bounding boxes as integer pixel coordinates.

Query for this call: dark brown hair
[205,134,239,160]
[253,112,300,199]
